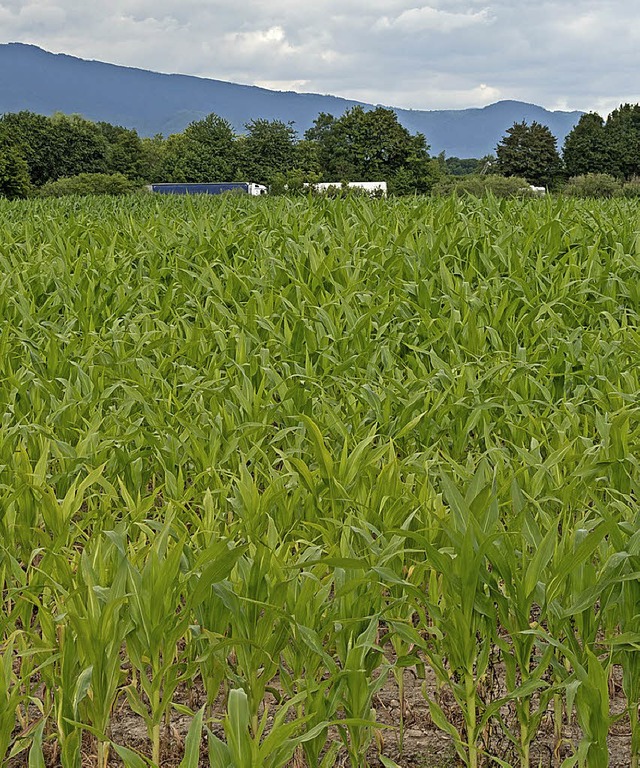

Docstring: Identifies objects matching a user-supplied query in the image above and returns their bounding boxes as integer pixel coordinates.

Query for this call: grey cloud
[0,0,639,112]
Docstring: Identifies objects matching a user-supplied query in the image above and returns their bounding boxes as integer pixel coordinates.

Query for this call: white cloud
[376,5,491,33]
[254,78,311,91]
[223,26,299,57]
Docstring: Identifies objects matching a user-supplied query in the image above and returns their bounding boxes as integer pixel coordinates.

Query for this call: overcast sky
[1,0,638,113]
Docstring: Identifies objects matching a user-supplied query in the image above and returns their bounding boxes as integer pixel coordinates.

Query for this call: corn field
[0,193,639,768]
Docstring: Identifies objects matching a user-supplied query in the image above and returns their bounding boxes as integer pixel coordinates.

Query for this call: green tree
[0,111,58,185]
[495,121,562,187]
[604,103,640,179]
[293,138,322,176]
[161,113,235,182]
[445,157,483,176]
[49,113,109,178]
[444,155,495,177]
[97,122,149,180]
[0,112,109,184]
[305,106,437,193]
[563,113,611,178]
[234,119,297,185]
[432,173,532,198]
[0,146,31,199]
[139,135,167,182]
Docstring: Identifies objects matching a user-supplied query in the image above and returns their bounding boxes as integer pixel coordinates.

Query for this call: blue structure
[148,182,267,196]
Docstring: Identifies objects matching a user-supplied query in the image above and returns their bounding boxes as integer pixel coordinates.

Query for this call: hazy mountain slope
[0,43,583,157]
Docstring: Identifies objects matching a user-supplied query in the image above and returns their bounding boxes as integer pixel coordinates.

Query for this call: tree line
[2,102,640,199]
[491,103,640,190]
[0,107,440,199]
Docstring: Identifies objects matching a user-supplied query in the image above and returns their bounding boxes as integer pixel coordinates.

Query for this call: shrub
[270,170,322,196]
[0,147,31,199]
[563,173,622,198]
[39,172,140,197]
[431,174,532,198]
[621,177,640,198]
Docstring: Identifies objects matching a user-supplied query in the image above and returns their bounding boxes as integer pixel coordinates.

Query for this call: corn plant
[487,510,556,766]
[413,468,505,768]
[64,534,131,768]
[279,558,342,768]
[207,687,327,768]
[124,523,192,765]
[334,617,390,768]
[0,634,24,762]
[187,538,247,716]
[224,543,291,729]
[1,193,639,763]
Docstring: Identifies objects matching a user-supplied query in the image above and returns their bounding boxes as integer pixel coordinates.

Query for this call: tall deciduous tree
[49,113,109,178]
[0,111,58,185]
[0,146,31,199]
[161,113,235,182]
[97,122,149,180]
[234,119,297,185]
[305,106,438,193]
[495,121,562,187]
[0,111,109,183]
[140,135,167,183]
[563,113,611,178]
[604,104,640,179]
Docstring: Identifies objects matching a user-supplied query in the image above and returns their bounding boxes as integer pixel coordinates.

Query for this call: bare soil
[10,661,632,767]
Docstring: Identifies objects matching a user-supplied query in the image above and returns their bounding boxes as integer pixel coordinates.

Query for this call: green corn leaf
[179,707,204,768]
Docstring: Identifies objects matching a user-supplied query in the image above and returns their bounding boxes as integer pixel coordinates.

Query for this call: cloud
[375,5,491,34]
[223,26,299,58]
[0,0,639,113]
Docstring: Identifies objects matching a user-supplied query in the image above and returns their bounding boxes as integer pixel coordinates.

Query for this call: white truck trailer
[307,181,388,197]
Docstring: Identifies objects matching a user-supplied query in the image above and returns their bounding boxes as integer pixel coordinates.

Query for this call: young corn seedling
[334,616,390,768]
[279,559,342,768]
[543,518,617,767]
[531,629,612,768]
[112,707,206,768]
[487,512,557,766]
[124,522,193,765]
[187,538,248,718]
[611,528,640,768]
[224,543,291,730]
[64,533,131,768]
[0,634,25,763]
[414,468,503,768]
[23,548,84,768]
[207,687,327,768]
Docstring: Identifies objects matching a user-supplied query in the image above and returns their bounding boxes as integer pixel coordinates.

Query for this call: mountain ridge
[0,42,583,157]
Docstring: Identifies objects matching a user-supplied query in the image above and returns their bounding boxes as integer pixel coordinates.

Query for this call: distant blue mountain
[0,43,583,158]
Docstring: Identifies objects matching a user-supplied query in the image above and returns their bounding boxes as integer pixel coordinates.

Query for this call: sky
[1,0,638,114]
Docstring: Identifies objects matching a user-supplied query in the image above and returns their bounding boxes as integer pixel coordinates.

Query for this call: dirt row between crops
[9,658,631,768]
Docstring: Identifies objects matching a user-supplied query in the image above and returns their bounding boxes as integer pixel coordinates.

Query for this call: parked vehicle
[148,182,268,196]
[307,181,388,197]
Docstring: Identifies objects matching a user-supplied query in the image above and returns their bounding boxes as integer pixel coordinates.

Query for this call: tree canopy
[234,119,297,186]
[495,121,563,187]
[160,114,235,183]
[0,146,31,199]
[562,113,610,178]
[605,103,640,179]
[306,106,438,193]
[562,104,640,180]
